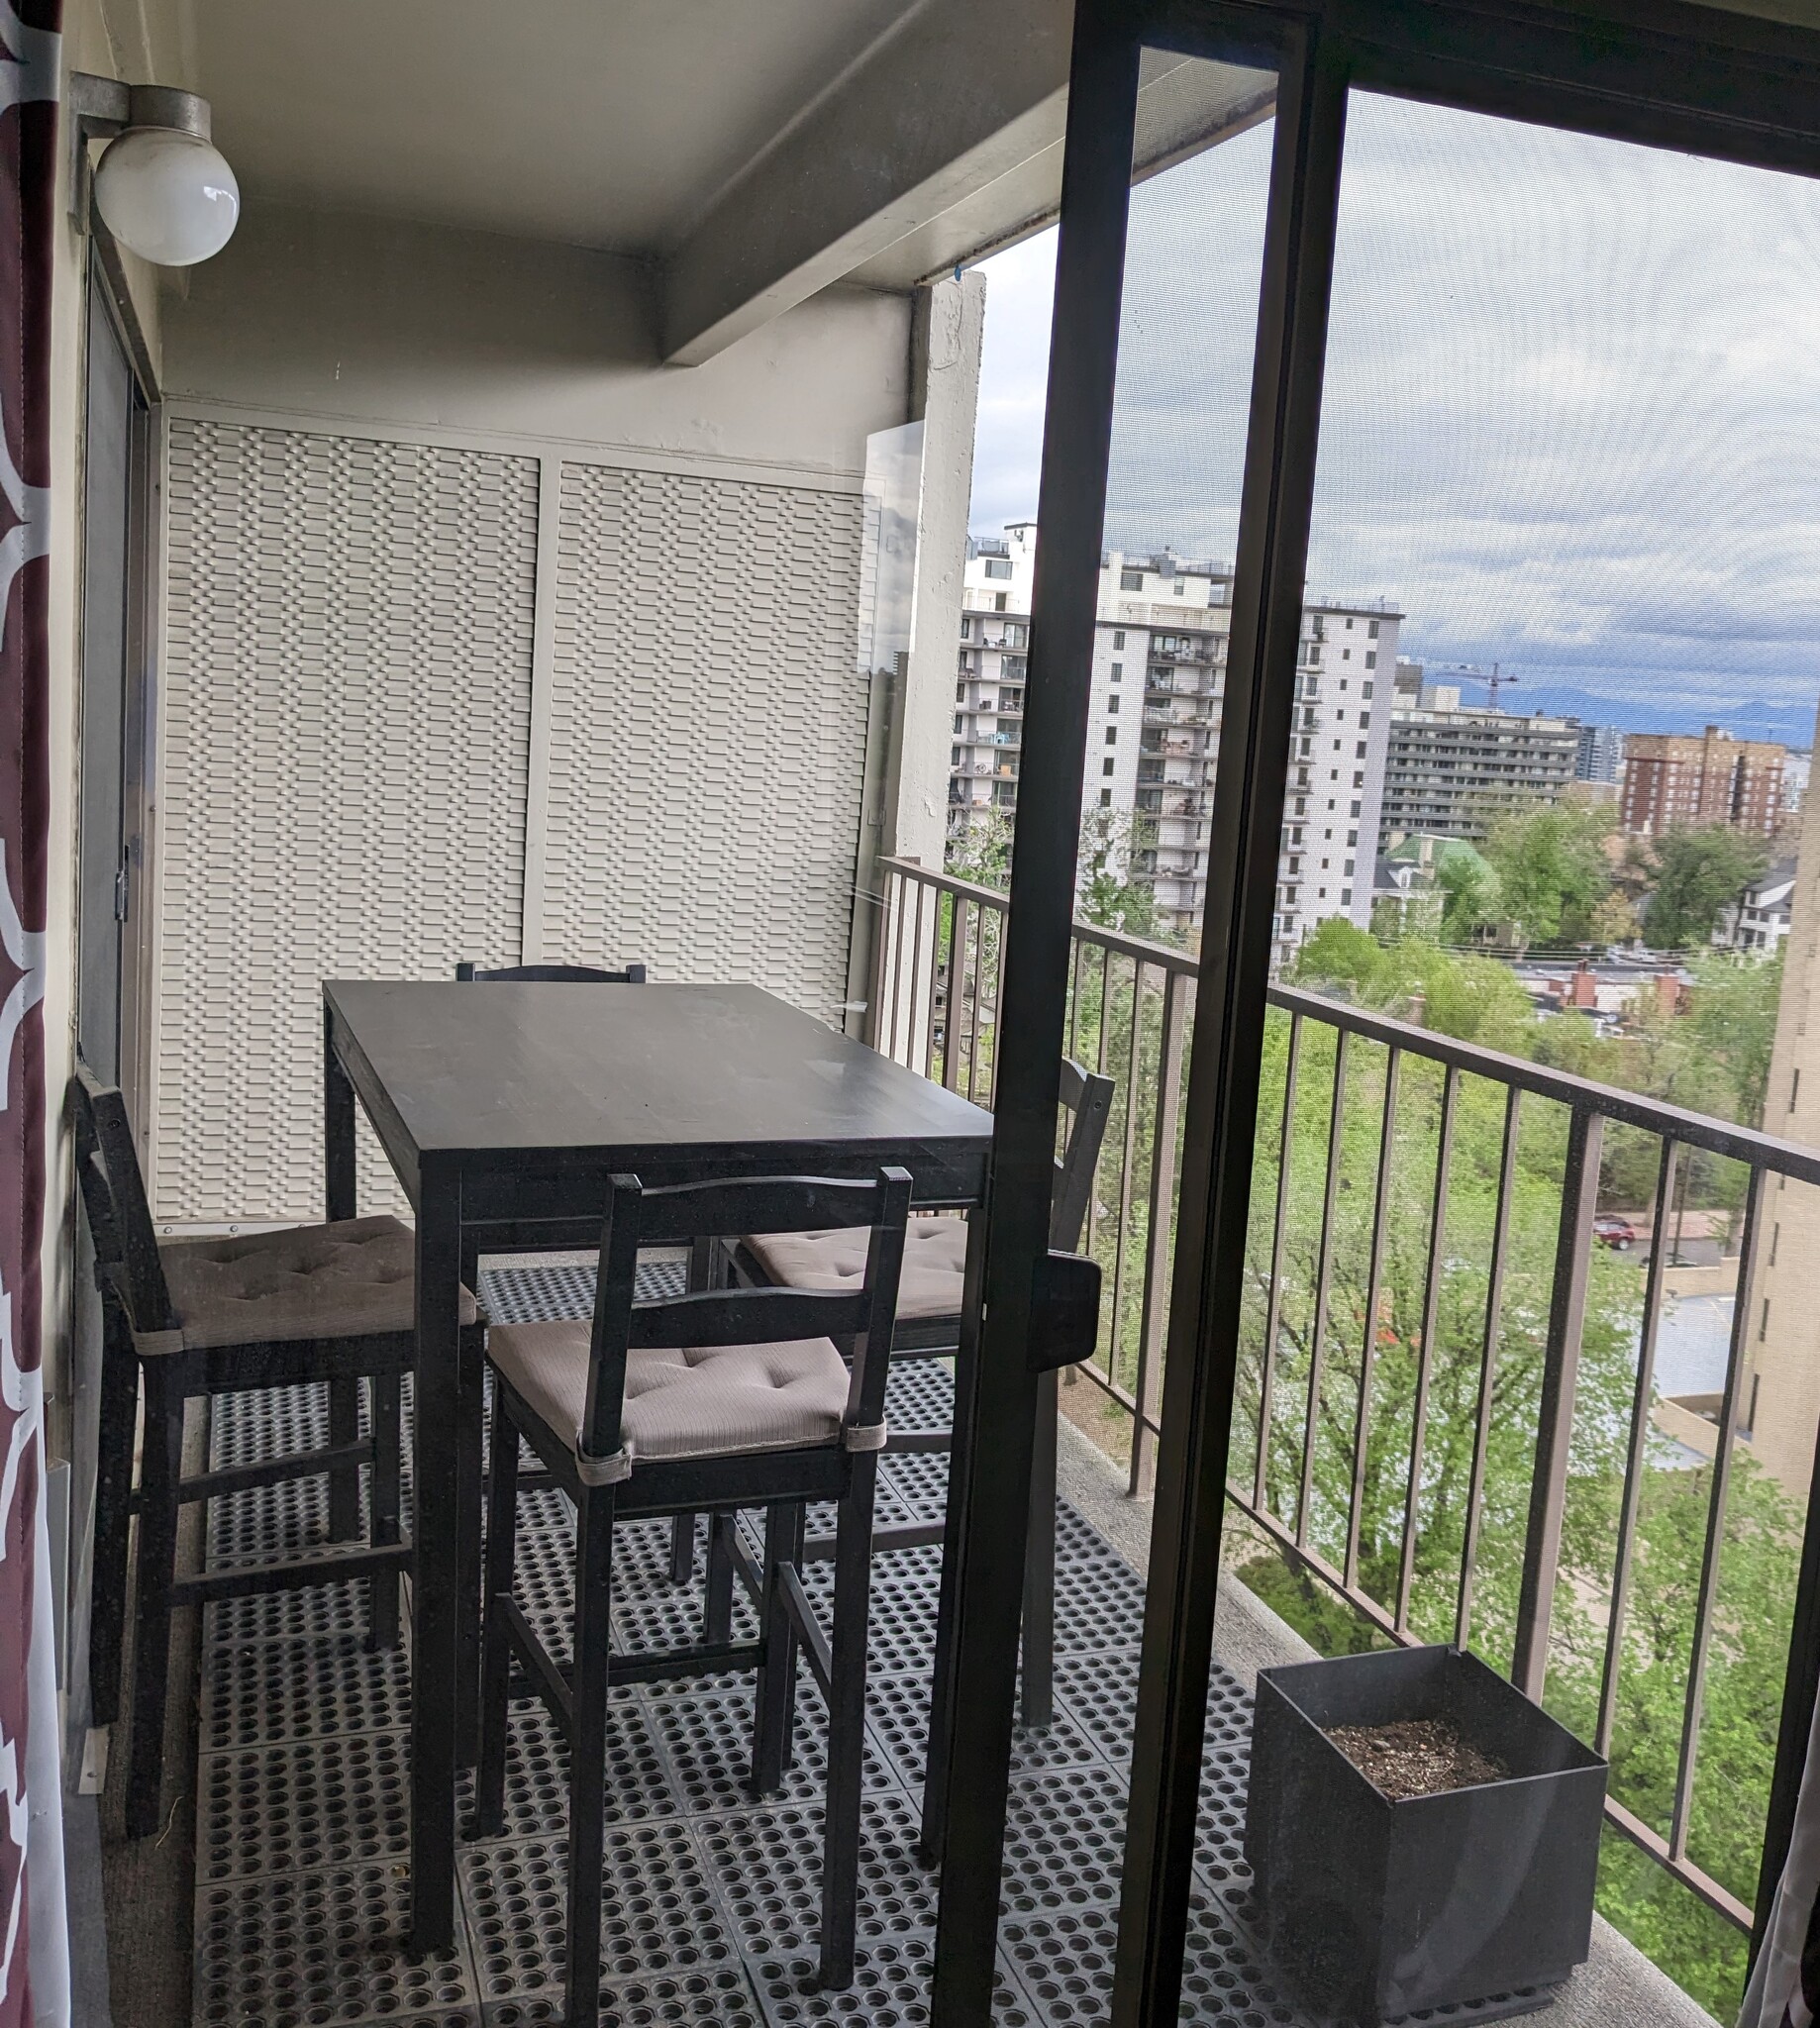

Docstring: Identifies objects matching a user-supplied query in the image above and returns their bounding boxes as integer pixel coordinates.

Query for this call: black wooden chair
[455,960,647,982]
[471,1166,910,2015]
[720,1057,1113,1725]
[70,1062,483,1836]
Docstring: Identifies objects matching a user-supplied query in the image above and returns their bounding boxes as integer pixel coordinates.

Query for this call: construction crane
[1427,660,1519,710]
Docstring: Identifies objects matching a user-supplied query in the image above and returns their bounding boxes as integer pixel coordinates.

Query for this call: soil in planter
[1324,1716,1510,1800]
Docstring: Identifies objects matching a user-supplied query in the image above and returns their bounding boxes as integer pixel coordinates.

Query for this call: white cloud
[967,83,1820,735]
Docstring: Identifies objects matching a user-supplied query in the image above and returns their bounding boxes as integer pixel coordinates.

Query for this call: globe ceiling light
[84,83,239,267]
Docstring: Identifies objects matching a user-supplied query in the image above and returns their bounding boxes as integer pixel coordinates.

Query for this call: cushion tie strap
[573,1442,632,1488]
[844,1421,887,1454]
[131,1326,184,1359]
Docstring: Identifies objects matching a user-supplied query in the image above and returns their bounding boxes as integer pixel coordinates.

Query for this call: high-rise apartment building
[954,525,1401,964]
[1379,692,1581,844]
[1619,725,1785,838]
[1575,722,1625,785]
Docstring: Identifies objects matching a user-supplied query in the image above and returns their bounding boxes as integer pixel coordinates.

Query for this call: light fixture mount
[70,71,240,267]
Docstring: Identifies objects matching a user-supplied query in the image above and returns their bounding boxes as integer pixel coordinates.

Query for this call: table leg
[410,1162,463,1956]
[324,1008,362,1535]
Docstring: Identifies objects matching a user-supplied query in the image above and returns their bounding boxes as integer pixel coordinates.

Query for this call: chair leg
[326,1373,361,1540]
[472,1393,522,1840]
[89,1330,140,1727]
[366,1371,402,1650]
[563,1483,617,2028]
[820,1462,879,1990]
[1020,1368,1059,1730]
[751,1501,804,1796]
[667,1511,696,1584]
[125,1361,185,1839]
[704,1511,736,1644]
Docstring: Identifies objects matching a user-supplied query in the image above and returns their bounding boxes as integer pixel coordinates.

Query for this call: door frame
[78,243,159,1142]
[922,0,1820,2021]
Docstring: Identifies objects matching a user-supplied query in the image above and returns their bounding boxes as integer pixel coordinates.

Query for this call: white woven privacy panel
[157,418,538,1222]
[541,462,867,1014]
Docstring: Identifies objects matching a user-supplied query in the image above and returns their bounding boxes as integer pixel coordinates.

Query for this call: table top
[324,979,994,1192]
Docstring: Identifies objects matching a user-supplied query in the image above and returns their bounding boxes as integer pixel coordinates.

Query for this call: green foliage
[1643,826,1770,951]
[1076,809,1177,943]
[1435,838,1502,944]
[1230,937,1792,2019]
[1479,796,1615,947]
[944,807,1015,889]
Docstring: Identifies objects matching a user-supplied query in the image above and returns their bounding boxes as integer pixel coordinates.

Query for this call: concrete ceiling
[177,0,924,253]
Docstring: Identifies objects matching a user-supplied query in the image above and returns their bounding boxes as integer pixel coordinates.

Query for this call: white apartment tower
[954,524,1401,963]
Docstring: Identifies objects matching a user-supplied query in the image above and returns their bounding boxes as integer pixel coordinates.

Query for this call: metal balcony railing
[864,853,1819,1949]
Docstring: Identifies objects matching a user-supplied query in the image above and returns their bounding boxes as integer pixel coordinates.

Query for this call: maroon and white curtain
[0,4,62,2026]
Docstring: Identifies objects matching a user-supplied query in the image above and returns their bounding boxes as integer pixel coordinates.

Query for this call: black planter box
[1245,1645,1608,2024]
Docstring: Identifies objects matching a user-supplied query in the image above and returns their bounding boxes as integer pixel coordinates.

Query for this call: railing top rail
[1272,982,1820,1181]
[881,855,1820,1179]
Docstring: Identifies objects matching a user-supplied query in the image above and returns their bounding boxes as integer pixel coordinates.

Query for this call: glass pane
[866,45,1285,2020]
[1251,89,1820,2023]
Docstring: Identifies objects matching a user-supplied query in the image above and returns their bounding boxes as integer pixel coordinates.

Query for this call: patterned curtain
[0,4,62,2026]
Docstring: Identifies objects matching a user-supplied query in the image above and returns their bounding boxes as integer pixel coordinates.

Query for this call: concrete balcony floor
[94,1262,1715,2028]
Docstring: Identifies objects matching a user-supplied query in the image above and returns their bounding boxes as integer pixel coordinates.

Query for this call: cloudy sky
[967,88,1820,745]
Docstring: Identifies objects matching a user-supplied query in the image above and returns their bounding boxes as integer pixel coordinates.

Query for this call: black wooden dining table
[320,977,995,1952]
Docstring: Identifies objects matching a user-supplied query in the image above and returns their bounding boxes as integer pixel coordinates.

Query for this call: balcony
[867,855,1809,2024]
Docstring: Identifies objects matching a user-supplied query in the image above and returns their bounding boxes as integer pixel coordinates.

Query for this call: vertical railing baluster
[1671,1162,1767,1861]
[988,898,1008,1107]
[1131,968,1187,1498]
[1345,1046,1400,1590]
[941,894,966,1091]
[961,900,983,1102]
[1083,944,1115,1269]
[886,865,911,1065]
[1298,1029,1351,1548]
[1396,1064,1458,1634]
[1255,1011,1302,1511]
[1106,960,1148,1410]
[1455,1084,1522,1649]
[1599,1136,1681,1756]
[866,864,893,1053]
[1513,1103,1605,1699]
[917,877,938,1081]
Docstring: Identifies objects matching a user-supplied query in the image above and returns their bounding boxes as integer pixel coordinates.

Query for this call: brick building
[1619,724,1785,837]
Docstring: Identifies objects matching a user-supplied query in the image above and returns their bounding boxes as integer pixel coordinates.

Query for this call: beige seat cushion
[488,1318,851,1481]
[159,1215,477,1352]
[746,1219,966,1319]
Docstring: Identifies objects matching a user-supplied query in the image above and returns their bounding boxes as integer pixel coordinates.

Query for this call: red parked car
[1593,1214,1639,1251]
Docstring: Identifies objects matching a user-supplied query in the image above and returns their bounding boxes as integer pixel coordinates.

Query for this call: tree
[1478,795,1615,947]
[1076,808,1174,942]
[1435,838,1502,945]
[944,806,1015,888]
[1643,825,1769,951]
[1686,948,1784,1129]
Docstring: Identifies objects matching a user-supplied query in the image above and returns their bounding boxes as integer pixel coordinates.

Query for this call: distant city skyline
[965,91,1820,758]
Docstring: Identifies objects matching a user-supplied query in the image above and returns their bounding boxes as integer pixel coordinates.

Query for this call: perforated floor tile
[867,1671,1101,1789]
[648,1676,896,1814]
[480,1966,763,2026]
[193,1860,478,2028]
[458,1822,741,1998]
[999,1763,1132,1915]
[457,1691,680,1837]
[201,1631,414,1748]
[747,1931,1040,2026]
[698,1790,938,1959]
[198,1727,410,1880]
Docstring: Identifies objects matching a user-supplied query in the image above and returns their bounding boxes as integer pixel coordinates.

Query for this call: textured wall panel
[542,463,866,1015]
[157,418,538,1222]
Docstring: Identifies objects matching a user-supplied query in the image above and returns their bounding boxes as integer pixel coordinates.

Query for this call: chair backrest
[455,961,648,984]
[578,1167,912,1473]
[1052,1059,1116,1252]
[69,1060,177,1332]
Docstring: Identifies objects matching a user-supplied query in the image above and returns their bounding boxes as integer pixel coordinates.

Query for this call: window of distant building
[1113,630,1126,648]
[954,713,963,732]
[1100,787,1112,806]
[1365,653,1376,668]
[984,558,1012,579]
[1107,695,1120,713]
[1121,569,1144,590]
[1368,620,1380,638]
[1173,577,1185,594]
[960,617,971,638]
[1106,727,1118,744]
[994,593,1007,612]
[1110,662,1122,681]
[1103,758,1116,775]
